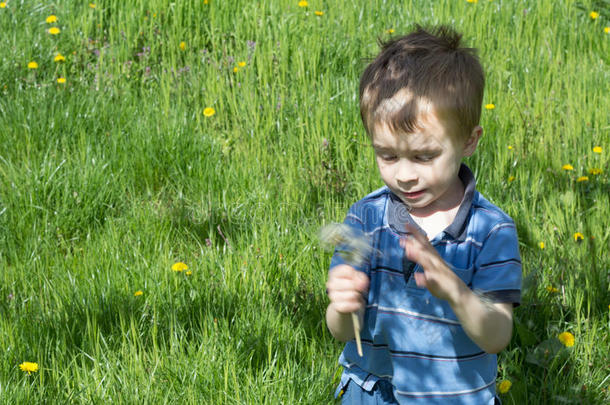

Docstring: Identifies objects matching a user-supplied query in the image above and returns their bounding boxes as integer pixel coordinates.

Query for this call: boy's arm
[402,224,514,354]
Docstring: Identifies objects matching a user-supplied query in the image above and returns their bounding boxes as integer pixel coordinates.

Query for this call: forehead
[371,111,458,151]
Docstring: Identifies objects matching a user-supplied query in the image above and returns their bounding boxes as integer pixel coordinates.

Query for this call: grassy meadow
[0,0,608,403]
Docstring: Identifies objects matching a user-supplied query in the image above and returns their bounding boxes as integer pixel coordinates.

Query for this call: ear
[463,126,483,157]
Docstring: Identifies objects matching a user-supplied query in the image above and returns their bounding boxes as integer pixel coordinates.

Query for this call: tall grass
[0,0,608,403]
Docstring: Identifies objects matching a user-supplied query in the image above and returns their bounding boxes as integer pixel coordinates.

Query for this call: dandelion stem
[352,313,363,356]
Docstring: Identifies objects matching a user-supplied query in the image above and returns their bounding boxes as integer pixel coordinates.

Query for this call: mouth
[402,190,425,199]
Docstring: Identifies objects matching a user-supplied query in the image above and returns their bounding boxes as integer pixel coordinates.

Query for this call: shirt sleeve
[328,204,372,276]
[471,221,522,306]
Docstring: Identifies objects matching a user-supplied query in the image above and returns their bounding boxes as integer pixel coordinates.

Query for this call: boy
[325,26,522,404]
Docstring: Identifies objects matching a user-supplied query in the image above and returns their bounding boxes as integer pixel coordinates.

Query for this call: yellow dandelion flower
[538,241,545,249]
[576,176,589,182]
[19,362,39,374]
[467,0,478,3]
[590,11,599,19]
[498,379,511,394]
[48,27,60,35]
[27,61,38,69]
[298,0,308,7]
[233,66,239,73]
[605,27,609,34]
[558,331,575,347]
[134,290,143,296]
[203,107,215,117]
[546,286,558,293]
[508,176,515,182]
[0,2,6,8]
[588,168,602,175]
[89,3,96,8]
[179,41,186,51]
[46,15,58,23]
[573,232,584,242]
[314,10,324,16]
[592,146,602,153]
[54,53,65,62]
[485,103,495,110]
[57,77,66,84]
[185,270,192,276]
[171,262,188,272]
[387,28,395,34]
[204,0,209,4]
[238,61,246,67]
[507,145,513,150]
[562,164,574,171]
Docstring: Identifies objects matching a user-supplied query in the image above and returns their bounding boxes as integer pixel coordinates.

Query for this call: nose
[396,159,417,186]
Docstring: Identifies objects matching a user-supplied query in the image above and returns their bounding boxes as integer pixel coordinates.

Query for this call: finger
[404,223,428,243]
[328,291,366,313]
[413,272,427,288]
[329,265,369,291]
[329,264,358,278]
[327,277,367,293]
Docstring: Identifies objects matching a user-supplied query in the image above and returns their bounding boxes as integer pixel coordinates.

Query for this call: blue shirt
[331,164,522,404]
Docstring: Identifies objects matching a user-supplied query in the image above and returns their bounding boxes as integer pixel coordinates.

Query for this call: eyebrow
[372,144,441,154]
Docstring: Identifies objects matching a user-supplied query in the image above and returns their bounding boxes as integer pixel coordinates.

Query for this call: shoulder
[346,186,390,228]
[469,191,517,240]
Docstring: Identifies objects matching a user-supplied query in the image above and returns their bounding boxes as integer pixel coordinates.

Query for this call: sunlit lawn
[0,0,608,403]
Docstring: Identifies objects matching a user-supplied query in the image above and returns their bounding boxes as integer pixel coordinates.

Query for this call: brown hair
[359,25,484,139]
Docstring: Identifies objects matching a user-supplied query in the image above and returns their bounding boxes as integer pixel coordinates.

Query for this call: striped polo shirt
[331,164,522,404]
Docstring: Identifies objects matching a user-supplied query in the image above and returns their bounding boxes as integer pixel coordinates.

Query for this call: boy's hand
[326,264,369,314]
[401,223,465,304]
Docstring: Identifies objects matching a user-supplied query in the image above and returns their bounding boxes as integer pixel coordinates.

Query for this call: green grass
[0,0,608,403]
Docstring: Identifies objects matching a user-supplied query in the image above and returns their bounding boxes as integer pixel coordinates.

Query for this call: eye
[415,154,435,162]
[379,155,397,162]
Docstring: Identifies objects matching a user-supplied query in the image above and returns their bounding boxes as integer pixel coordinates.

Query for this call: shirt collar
[387,163,476,241]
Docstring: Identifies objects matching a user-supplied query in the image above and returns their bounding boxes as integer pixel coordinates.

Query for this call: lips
[403,190,425,199]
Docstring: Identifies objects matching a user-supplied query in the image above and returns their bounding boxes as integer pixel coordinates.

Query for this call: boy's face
[371,109,481,216]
